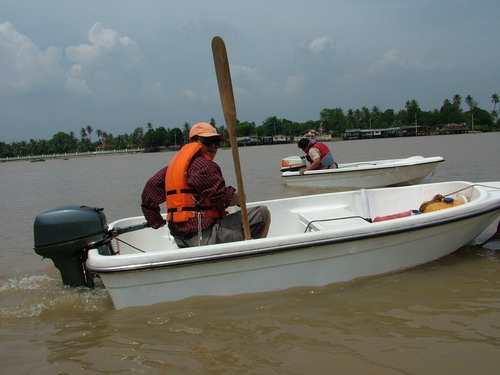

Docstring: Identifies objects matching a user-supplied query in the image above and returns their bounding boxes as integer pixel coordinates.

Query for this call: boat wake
[0,274,112,318]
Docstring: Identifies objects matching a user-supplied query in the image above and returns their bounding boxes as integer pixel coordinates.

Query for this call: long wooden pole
[212,36,251,240]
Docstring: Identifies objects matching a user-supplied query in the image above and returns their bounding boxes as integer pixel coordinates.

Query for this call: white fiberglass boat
[281,155,444,188]
[34,181,500,309]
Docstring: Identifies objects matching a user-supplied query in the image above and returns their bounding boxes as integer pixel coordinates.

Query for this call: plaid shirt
[141,154,236,236]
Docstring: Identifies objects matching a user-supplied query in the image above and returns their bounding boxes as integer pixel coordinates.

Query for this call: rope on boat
[104,184,500,251]
[442,183,500,201]
[448,183,500,193]
[393,163,438,186]
[304,216,372,233]
[302,183,500,233]
[110,231,146,253]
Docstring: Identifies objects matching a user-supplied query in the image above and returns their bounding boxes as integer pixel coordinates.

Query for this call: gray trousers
[174,206,270,248]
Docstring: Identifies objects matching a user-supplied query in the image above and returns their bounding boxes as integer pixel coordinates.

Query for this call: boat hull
[98,211,497,309]
[86,181,500,309]
[282,156,444,188]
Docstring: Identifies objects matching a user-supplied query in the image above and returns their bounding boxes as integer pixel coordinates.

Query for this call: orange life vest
[165,142,221,223]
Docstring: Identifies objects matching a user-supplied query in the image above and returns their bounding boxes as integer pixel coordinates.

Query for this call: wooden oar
[212,36,251,240]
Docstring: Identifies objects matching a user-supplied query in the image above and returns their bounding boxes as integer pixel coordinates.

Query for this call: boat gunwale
[86,203,499,274]
[282,156,444,178]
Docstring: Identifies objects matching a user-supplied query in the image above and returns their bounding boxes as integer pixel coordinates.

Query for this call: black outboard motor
[33,205,110,287]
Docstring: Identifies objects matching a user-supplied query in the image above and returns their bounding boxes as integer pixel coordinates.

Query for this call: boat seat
[297,207,371,232]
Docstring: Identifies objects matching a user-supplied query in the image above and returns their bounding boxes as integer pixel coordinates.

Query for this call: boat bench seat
[297,207,371,232]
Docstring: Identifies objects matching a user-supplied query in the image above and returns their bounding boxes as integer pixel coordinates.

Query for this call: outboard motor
[281,155,307,172]
[33,205,110,287]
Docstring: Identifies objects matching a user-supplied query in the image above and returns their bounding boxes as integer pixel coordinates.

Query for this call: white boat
[281,155,444,189]
[33,181,500,309]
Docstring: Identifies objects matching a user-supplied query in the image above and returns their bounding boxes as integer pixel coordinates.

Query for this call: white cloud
[140,81,168,103]
[0,21,144,100]
[179,86,218,103]
[65,64,94,97]
[180,89,198,99]
[230,64,257,78]
[309,37,334,54]
[367,48,449,74]
[284,74,304,94]
[65,23,142,67]
[1,1,498,142]
[0,21,64,93]
[63,23,144,99]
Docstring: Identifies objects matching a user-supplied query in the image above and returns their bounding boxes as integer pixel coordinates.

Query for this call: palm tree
[86,125,93,141]
[346,109,355,127]
[492,93,499,119]
[183,122,190,139]
[465,95,478,131]
[465,95,477,111]
[492,93,499,110]
[80,128,87,140]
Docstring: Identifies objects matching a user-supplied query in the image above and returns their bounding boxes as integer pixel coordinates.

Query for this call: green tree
[96,129,103,142]
[491,93,499,121]
[452,94,462,109]
[439,98,463,124]
[237,121,256,136]
[143,128,157,149]
[320,108,346,135]
[465,95,478,130]
[182,122,190,139]
[86,125,93,141]
[130,127,144,147]
[405,99,421,125]
[261,116,281,136]
[171,128,183,147]
[80,128,87,140]
[50,132,77,153]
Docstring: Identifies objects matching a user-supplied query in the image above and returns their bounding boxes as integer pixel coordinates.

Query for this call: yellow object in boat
[419,194,465,213]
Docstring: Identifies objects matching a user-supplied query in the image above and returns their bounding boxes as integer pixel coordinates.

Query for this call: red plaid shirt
[141,154,236,236]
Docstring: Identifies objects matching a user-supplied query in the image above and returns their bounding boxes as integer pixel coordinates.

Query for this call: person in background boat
[297,138,337,175]
[141,122,271,248]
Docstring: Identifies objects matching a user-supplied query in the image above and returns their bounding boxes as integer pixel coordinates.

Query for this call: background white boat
[281,155,444,188]
[34,181,500,309]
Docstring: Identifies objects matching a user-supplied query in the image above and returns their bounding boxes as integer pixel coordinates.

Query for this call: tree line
[1,93,498,158]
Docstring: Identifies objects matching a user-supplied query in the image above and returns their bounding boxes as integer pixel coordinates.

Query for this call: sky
[1,0,499,143]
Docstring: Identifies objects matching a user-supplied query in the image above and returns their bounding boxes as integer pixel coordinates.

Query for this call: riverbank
[0,148,145,163]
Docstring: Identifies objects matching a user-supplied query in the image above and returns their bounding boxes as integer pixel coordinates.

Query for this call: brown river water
[1,133,500,374]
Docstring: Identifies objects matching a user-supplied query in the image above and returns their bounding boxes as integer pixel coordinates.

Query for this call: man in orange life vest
[141,122,271,248]
[297,138,337,175]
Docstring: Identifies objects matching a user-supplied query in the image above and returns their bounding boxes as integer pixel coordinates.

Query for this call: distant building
[435,123,468,134]
[272,134,292,144]
[343,125,431,139]
[96,141,112,151]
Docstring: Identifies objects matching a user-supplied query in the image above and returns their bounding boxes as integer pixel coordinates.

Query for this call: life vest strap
[166,188,196,196]
[167,206,214,213]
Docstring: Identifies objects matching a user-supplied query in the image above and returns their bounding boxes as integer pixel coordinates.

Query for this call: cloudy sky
[1,0,499,142]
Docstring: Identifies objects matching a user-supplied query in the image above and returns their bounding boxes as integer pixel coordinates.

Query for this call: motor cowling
[33,205,109,287]
[281,155,307,172]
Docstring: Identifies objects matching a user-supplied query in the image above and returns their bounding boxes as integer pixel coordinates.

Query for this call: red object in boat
[374,210,418,222]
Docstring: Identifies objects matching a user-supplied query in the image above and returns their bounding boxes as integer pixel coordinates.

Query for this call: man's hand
[230,191,241,206]
[151,219,166,229]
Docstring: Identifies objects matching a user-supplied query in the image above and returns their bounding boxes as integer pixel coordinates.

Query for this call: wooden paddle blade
[212,36,251,240]
[211,36,237,138]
